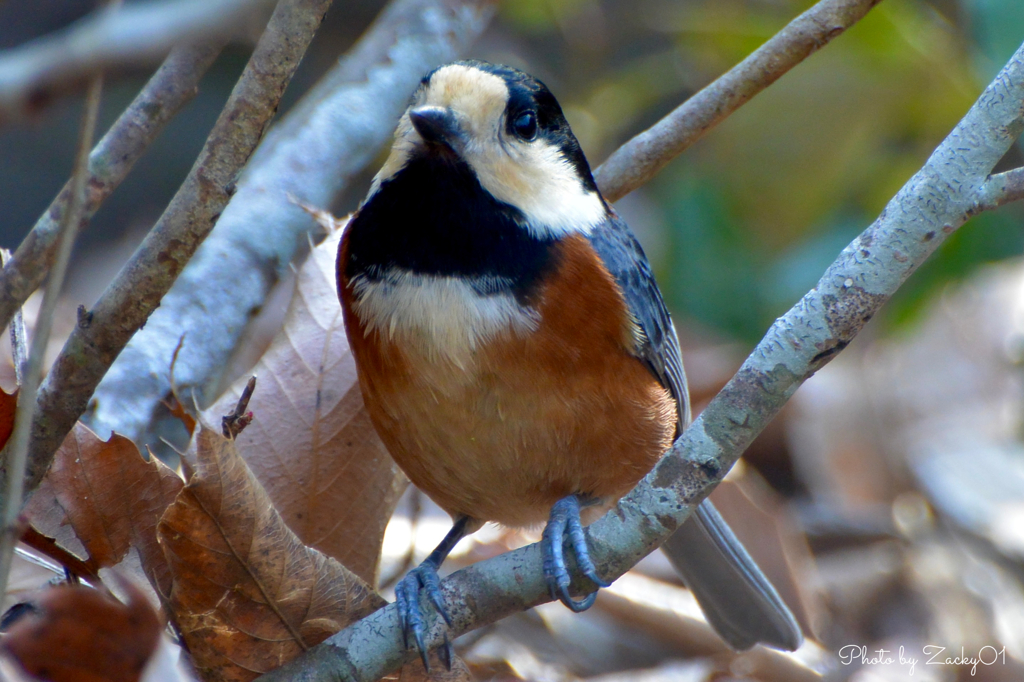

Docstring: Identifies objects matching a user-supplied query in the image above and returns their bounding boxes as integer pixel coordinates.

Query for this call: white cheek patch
[466,137,606,239]
[350,269,539,365]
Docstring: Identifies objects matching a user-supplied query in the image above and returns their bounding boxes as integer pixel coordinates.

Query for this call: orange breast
[338,233,676,528]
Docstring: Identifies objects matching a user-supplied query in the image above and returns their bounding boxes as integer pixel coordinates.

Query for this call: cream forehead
[419,65,509,125]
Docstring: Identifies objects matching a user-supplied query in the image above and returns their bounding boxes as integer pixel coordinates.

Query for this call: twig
[84,0,495,448]
[222,375,256,438]
[0,0,273,123]
[974,167,1024,213]
[592,0,883,202]
[17,0,334,496]
[256,37,1024,682]
[0,73,105,599]
[0,250,27,387]
[0,42,224,337]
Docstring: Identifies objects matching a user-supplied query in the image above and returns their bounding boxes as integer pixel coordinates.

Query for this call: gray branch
[976,166,1024,212]
[0,42,224,336]
[0,0,273,123]
[84,0,495,446]
[256,37,1024,682]
[592,0,882,203]
[17,0,334,494]
[0,72,105,599]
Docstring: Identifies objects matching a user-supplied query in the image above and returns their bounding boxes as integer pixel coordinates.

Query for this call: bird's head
[369,61,607,238]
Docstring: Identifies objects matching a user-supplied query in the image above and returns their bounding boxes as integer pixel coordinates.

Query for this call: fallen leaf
[24,423,183,595]
[0,387,15,450]
[205,223,405,585]
[159,425,386,681]
[1,580,162,682]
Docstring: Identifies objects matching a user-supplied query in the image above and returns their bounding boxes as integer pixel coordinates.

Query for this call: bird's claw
[394,562,452,671]
[542,495,611,612]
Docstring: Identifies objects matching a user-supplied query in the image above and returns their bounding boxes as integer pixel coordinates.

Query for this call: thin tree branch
[0,72,105,598]
[0,42,224,337]
[593,0,883,202]
[12,0,333,497]
[257,37,1024,682]
[975,166,1024,212]
[0,250,27,387]
[84,0,495,447]
[0,0,272,123]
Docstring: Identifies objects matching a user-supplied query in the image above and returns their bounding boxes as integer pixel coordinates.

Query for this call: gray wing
[587,213,802,652]
[585,213,690,427]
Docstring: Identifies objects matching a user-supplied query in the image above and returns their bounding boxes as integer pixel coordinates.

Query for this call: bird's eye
[512,111,538,141]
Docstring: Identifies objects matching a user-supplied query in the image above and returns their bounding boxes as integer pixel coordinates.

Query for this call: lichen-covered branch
[0,0,271,123]
[84,0,495,446]
[15,0,334,495]
[0,42,224,336]
[975,166,1024,212]
[257,38,1024,682]
[593,0,883,202]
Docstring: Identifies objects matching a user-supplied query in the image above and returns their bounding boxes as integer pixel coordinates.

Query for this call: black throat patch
[344,152,558,303]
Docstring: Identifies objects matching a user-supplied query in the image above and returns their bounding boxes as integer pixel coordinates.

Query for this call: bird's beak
[408,106,462,149]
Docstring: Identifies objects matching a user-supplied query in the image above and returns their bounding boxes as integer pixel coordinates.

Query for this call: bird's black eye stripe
[511,110,538,141]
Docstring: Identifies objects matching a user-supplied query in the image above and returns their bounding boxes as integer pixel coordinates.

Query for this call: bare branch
[975,166,1024,212]
[0,250,27,386]
[84,0,495,447]
[0,72,105,597]
[257,37,1024,682]
[15,0,334,496]
[593,0,882,202]
[0,42,224,336]
[222,375,257,438]
[0,0,272,123]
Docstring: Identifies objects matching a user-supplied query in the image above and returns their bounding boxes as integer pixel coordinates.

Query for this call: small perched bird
[337,61,801,666]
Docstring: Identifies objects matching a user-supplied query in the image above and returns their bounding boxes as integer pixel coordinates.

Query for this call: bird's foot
[394,560,454,670]
[541,494,611,612]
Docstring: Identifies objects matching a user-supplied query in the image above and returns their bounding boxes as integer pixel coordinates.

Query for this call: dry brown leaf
[1,580,162,682]
[159,425,386,682]
[0,387,15,450]
[24,423,183,594]
[205,224,405,585]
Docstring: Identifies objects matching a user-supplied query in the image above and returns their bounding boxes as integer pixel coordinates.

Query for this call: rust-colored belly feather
[340,234,676,528]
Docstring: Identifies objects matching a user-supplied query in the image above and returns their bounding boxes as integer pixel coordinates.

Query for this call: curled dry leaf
[1,580,162,682]
[159,425,386,682]
[206,222,405,585]
[24,422,183,595]
[0,387,15,449]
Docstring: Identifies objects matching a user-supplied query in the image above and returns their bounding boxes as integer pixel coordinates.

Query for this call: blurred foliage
[495,0,1024,342]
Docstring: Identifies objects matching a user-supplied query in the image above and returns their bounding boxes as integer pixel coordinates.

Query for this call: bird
[336,60,802,667]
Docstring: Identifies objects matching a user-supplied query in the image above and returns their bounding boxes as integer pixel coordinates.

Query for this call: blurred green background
[1,0,1023,344]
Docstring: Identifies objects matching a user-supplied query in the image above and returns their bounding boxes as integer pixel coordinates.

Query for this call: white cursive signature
[838,644,1006,676]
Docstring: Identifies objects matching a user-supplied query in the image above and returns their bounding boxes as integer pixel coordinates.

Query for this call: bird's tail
[660,499,803,651]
